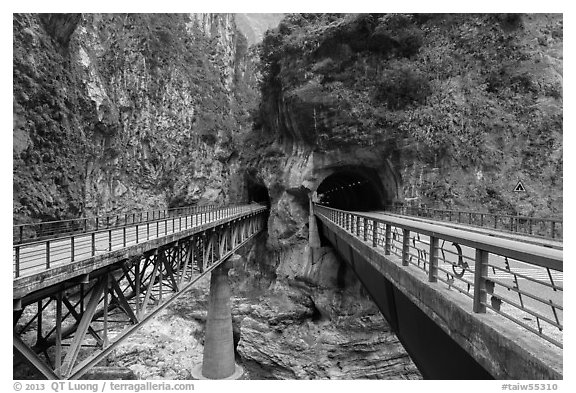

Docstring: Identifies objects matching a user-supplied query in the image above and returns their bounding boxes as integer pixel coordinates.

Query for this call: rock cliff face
[230,13,562,378]
[252,13,562,216]
[235,13,562,312]
[13,13,257,223]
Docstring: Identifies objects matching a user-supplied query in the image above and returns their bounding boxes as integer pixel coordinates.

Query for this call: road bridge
[312,203,562,379]
[13,204,268,379]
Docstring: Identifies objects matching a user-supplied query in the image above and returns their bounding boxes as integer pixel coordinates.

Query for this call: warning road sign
[513,181,526,192]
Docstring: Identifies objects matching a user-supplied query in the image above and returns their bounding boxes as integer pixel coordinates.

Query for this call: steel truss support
[13,210,266,379]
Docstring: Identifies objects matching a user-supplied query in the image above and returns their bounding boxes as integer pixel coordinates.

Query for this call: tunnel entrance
[246,179,271,208]
[245,174,270,232]
[316,167,386,211]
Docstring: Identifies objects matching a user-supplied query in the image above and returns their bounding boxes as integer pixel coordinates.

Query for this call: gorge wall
[237,12,563,293]
[13,13,257,224]
[230,13,562,378]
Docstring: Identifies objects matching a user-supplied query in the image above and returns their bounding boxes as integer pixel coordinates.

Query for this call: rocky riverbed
[103,268,421,380]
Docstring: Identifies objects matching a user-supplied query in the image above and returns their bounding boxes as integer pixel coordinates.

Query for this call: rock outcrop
[104,269,420,380]
[13,13,257,223]
[236,282,420,379]
[253,13,563,217]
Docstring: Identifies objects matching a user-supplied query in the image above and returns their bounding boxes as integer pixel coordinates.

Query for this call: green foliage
[14,13,261,221]
[13,14,91,222]
[256,13,562,214]
[372,62,430,110]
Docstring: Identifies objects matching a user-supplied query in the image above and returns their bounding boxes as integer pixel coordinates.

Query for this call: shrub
[373,62,430,110]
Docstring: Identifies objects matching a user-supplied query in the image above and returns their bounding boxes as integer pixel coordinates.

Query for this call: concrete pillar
[192,258,243,379]
[309,195,321,248]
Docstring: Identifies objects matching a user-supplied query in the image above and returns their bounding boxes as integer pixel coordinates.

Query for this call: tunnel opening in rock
[245,172,271,233]
[316,167,387,211]
[246,180,271,208]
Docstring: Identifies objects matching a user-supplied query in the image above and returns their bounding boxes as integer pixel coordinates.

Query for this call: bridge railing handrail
[384,205,563,240]
[13,204,268,279]
[314,204,563,347]
[318,205,562,270]
[13,203,221,245]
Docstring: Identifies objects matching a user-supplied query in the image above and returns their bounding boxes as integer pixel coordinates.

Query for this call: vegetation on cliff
[13,13,259,224]
[255,13,562,216]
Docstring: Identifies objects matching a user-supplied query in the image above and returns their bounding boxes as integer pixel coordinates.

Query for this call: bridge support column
[309,195,321,248]
[191,258,243,380]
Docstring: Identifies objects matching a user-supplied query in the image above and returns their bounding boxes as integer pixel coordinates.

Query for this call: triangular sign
[513,181,526,192]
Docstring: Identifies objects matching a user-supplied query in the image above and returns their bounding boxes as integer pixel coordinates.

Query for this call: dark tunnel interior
[246,178,271,208]
[316,169,386,212]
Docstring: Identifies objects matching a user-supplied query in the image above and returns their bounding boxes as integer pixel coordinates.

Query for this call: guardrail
[385,205,563,240]
[314,204,563,348]
[13,204,267,279]
[13,204,219,245]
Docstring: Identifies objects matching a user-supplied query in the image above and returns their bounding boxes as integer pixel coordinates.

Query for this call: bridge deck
[380,211,563,250]
[314,204,562,379]
[13,205,268,379]
[13,205,266,300]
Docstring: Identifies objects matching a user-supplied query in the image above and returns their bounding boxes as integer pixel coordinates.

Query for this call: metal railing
[13,204,220,245]
[13,204,267,279]
[385,205,563,240]
[314,204,563,348]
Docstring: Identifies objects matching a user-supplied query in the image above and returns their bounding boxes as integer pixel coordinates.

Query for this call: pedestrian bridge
[312,203,563,379]
[13,204,268,379]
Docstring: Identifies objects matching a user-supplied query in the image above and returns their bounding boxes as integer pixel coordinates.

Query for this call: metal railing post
[91,233,96,256]
[473,249,489,313]
[385,224,391,255]
[46,241,50,269]
[71,236,75,262]
[15,246,20,278]
[372,221,378,247]
[356,216,361,236]
[363,217,368,241]
[123,227,126,247]
[402,229,410,266]
[108,229,112,251]
[429,236,438,282]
